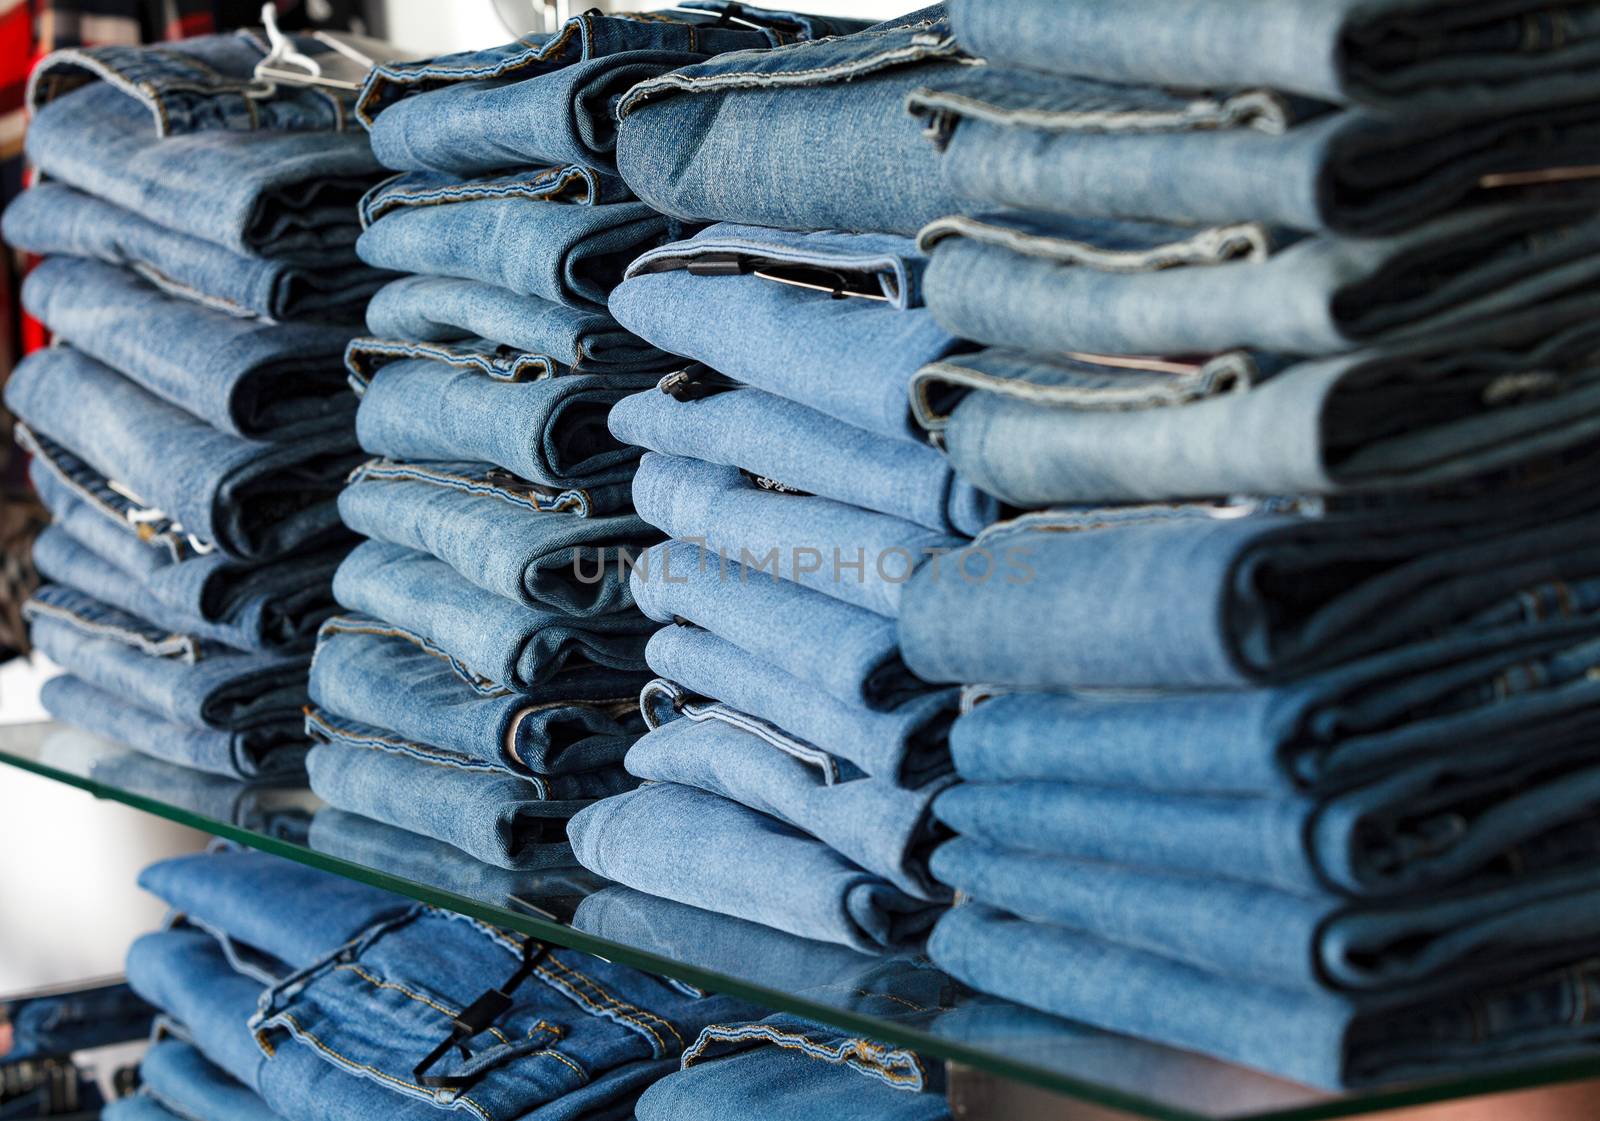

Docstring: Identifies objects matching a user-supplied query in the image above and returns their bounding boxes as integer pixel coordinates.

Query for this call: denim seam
[536,955,684,1055]
[331,962,516,1047]
[905,86,1290,137]
[916,215,1273,271]
[682,1023,925,1089]
[304,706,534,783]
[24,598,199,662]
[316,616,507,695]
[345,338,556,383]
[130,261,260,319]
[360,170,598,227]
[348,460,591,516]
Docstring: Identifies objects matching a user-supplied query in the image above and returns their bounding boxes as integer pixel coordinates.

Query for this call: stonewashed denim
[609,381,996,535]
[26,585,308,732]
[908,68,1600,235]
[949,621,1600,797]
[308,809,611,911]
[333,541,653,692]
[365,275,669,372]
[930,903,1600,1090]
[647,625,956,788]
[23,258,356,440]
[311,620,644,777]
[3,982,152,1061]
[625,709,951,899]
[40,673,306,780]
[935,749,1600,899]
[632,541,929,711]
[118,1041,282,1121]
[898,502,1600,688]
[353,357,643,494]
[631,454,961,617]
[26,81,382,260]
[946,0,1600,115]
[338,460,658,615]
[32,526,343,655]
[355,177,680,312]
[569,782,943,952]
[913,300,1600,507]
[7,349,360,562]
[360,167,634,214]
[635,1013,949,1121]
[613,224,961,442]
[613,11,969,235]
[918,205,1600,359]
[304,736,622,870]
[2,184,383,323]
[353,5,876,126]
[28,31,363,134]
[934,838,1600,1001]
[368,50,710,177]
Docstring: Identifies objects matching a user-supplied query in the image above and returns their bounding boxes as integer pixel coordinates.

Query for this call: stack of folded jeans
[119,846,773,1121]
[300,5,872,869]
[858,0,1600,1091]
[2,33,393,781]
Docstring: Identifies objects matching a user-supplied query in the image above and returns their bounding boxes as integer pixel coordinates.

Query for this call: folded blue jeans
[632,454,961,618]
[355,177,679,312]
[569,782,944,952]
[918,206,1600,359]
[950,621,1600,797]
[934,837,1600,1002]
[613,13,967,235]
[935,750,1600,899]
[119,1040,283,1121]
[930,903,1600,1090]
[646,624,956,788]
[7,349,359,562]
[614,224,960,442]
[337,459,657,615]
[333,541,653,692]
[898,503,1600,688]
[632,540,928,711]
[23,257,357,440]
[1,184,383,323]
[610,380,995,535]
[364,274,669,372]
[27,585,308,738]
[352,355,642,494]
[627,703,952,899]
[3,982,153,1062]
[945,0,1600,115]
[912,298,1600,507]
[26,81,381,260]
[908,67,1600,235]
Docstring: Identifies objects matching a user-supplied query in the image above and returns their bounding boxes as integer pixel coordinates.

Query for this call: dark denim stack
[877,0,1600,1092]
[1,33,393,781]
[300,6,876,870]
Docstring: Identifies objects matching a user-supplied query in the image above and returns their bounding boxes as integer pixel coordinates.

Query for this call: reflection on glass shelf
[7,721,1600,1121]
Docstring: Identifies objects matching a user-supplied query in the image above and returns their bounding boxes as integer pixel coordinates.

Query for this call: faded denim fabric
[908,67,1600,235]
[912,300,1600,507]
[646,624,956,788]
[39,670,305,781]
[355,175,680,311]
[352,355,643,495]
[930,904,1600,1090]
[627,706,953,899]
[946,0,1600,115]
[569,782,944,952]
[632,540,930,711]
[631,454,961,618]
[23,257,356,440]
[114,1040,283,1121]
[338,461,654,615]
[948,622,1600,796]
[898,503,1600,689]
[917,206,1600,358]
[933,838,1600,1000]
[609,381,997,535]
[7,349,359,562]
[613,224,961,441]
[32,525,344,655]
[364,274,669,372]
[2,184,384,323]
[332,541,653,693]
[614,12,968,235]
[3,982,152,1062]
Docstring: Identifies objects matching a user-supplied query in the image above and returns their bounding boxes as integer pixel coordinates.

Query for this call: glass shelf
[4,720,1600,1121]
